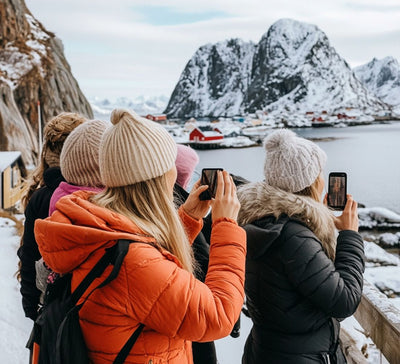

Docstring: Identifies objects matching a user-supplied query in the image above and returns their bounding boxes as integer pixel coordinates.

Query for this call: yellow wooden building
[0,152,26,210]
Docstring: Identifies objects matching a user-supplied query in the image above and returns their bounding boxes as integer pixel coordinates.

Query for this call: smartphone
[199,168,223,200]
[327,172,347,210]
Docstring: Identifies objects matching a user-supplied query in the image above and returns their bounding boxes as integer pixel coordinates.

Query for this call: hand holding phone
[211,170,241,222]
[199,168,223,200]
[327,172,347,210]
[333,194,359,232]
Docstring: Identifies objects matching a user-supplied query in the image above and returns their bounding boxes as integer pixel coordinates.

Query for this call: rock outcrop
[165,39,256,118]
[0,0,93,165]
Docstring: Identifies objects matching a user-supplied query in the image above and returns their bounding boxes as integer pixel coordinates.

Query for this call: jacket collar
[238,182,337,259]
[35,190,157,274]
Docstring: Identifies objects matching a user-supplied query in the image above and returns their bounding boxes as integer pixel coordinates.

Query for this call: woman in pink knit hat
[175,144,200,190]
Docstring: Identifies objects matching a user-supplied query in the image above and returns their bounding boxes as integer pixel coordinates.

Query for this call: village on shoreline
[141,109,400,149]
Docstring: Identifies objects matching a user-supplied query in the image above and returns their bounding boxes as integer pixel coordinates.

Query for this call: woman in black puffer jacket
[238,129,364,364]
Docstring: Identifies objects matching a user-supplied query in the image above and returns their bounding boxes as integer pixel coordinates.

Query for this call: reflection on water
[196,122,400,213]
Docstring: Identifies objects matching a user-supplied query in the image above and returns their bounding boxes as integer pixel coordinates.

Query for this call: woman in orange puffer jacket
[35,109,246,364]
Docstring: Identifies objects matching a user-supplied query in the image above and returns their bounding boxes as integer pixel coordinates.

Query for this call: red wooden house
[145,114,167,122]
[189,127,224,142]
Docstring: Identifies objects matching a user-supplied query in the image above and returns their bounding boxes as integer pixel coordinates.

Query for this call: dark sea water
[196,122,400,214]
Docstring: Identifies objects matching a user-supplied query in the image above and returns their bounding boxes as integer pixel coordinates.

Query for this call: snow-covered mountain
[354,57,400,107]
[164,39,256,118]
[165,19,388,118]
[90,95,169,120]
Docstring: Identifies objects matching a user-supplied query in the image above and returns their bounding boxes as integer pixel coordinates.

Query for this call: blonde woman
[238,129,364,364]
[35,109,246,363]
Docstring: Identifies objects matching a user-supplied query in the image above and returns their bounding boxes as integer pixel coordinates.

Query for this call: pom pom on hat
[60,119,107,187]
[42,112,87,167]
[99,109,177,187]
[263,129,326,192]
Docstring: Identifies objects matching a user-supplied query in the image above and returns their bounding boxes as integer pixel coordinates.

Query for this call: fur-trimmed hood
[238,181,337,259]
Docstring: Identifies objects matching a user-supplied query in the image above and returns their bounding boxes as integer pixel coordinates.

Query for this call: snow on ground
[1,213,399,363]
[0,217,32,363]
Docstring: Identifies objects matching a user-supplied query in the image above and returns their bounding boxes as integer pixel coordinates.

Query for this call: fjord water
[196,122,400,213]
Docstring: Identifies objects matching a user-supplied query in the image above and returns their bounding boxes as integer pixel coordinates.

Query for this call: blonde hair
[296,175,336,260]
[91,175,195,273]
[295,175,323,203]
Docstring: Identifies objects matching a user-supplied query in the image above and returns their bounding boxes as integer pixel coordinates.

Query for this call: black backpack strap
[69,239,133,306]
[67,239,145,362]
[113,323,145,364]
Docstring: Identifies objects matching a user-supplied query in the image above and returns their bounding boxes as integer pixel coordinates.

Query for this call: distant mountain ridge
[354,57,400,107]
[90,95,169,120]
[165,19,389,118]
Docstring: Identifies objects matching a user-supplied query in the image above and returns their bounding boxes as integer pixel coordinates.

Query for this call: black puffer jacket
[238,182,365,364]
[174,183,217,364]
[17,167,64,320]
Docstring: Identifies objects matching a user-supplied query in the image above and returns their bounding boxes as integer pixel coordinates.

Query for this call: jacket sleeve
[178,205,203,244]
[125,219,246,342]
[282,226,365,318]
[17,197,43,320]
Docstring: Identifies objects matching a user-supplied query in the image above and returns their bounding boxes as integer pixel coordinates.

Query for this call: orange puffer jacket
[35,190,246,364]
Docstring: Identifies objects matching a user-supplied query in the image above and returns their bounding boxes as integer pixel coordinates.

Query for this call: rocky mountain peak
[263,19,326,64]
[164,38,256,118]
[166,18,387,118]
[0,0,93,165]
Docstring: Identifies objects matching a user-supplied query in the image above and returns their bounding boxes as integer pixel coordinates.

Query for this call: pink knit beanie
[175,144,199,189]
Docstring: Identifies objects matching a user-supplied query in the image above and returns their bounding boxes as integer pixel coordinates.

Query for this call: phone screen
[328,172,347,210]
[199,168,223,200]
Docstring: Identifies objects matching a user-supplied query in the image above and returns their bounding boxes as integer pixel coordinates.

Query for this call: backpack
[27,239,145,364]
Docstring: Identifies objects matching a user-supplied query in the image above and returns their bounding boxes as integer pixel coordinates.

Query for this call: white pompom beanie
[263,129,327,192]
[99,109,177,187]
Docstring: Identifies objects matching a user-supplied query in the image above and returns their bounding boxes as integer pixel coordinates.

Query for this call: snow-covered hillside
[165,18,388,118]
[354,57,400,107]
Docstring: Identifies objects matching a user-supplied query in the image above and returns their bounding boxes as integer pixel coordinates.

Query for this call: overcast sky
[24,0,400,101]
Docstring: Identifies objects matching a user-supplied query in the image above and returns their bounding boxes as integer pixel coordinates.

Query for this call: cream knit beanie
[263,129,327,192]
[99,109,177,187]
[60,120,107,187]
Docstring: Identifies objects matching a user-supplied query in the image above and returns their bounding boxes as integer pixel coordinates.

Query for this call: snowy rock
[0,0,93,165]
[165,39,256,118]
[359,207,400,229]
[378,233,400,248]
[365,268,400,299]
[354,57,400,106]
[364,241,400,267]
